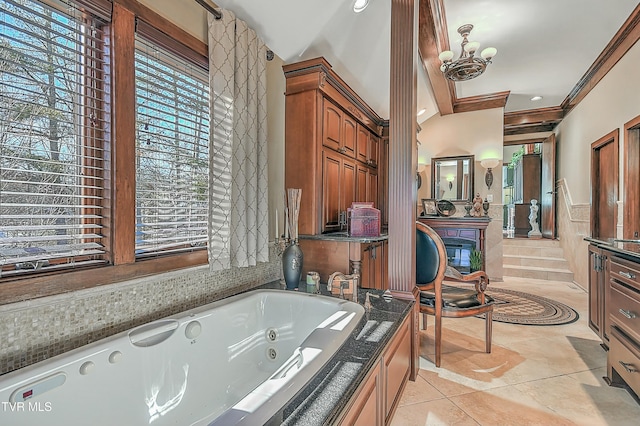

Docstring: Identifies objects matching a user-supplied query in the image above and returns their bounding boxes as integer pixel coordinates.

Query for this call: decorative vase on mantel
[282,240,303,290]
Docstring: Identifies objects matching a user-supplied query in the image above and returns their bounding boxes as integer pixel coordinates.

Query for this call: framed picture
[421,198,438,216]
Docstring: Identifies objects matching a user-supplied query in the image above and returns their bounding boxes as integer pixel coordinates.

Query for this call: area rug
[480,287,579,326]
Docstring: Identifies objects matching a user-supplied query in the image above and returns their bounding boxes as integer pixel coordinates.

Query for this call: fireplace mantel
[418,216,491,273]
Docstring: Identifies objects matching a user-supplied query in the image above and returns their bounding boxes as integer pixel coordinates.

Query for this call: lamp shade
[480,47,497,60]
[438,50,454,62]
[480,158,500,169]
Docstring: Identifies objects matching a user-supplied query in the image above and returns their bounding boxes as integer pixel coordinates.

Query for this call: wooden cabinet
[339,360,383,426]
[588,245,610,344]
[361,241,387,290]
[513,153,541,236]
[322,151,356,232]
[356,123,379,168]
[338,313,411,425]
[513,154,540,203]
[607,254,640,397]
[384,314,411,423]
[379,134,389,230]
[356,165,378,206]
[299,238,388,290]
[284,57,384,235]
[323,99,356,158]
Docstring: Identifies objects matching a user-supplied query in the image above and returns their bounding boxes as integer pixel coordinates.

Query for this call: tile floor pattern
[391,277,640,426]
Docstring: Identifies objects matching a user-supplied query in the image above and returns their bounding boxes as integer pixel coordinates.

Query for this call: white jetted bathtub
[0,289,364,426]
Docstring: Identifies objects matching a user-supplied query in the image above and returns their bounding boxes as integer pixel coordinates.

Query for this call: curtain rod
[194,0,222,20]
[193,0,274,61]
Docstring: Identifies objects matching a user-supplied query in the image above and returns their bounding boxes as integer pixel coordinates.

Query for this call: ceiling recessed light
[417,108,426,117]
[353,0,370,13]
[530,96,543,101]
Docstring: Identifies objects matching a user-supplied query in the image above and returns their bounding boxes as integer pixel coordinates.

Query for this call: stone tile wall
[557,179,590,289]
[0,247,282,375]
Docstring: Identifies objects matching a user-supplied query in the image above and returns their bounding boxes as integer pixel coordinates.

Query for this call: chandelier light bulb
[464,41,480,55]
[480,47,497,60]
[353,0,369,13]
[439,24,495,81]
[438,50,454,62]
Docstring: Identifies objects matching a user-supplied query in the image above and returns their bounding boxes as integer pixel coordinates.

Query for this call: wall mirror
[431,155,474,203]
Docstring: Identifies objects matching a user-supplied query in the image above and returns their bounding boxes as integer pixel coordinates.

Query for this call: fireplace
[418,216,490,274]
[441,237,476,274]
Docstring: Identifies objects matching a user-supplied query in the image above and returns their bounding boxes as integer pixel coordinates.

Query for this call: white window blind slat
[0,0,108,274]
[134,36,210,257]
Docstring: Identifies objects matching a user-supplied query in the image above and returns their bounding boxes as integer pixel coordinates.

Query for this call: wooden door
[624,115,640,240]
[323,100,342,152]
[343,115,357,158]
[591,130,619,239]
[323,151,342,231]
[356,124,369,164]
[540,134,556,238]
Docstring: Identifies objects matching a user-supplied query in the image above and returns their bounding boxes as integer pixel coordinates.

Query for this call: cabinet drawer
[610,256,640,290]
[609,280,640,340]
[610,326,640,394]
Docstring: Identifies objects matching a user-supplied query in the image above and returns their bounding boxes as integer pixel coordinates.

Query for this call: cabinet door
[356,165,368,203]
[588,246,601,335]
[360,244,373,289]
[323,100,342,152]
[339,360,382,426]
[588,245,609,343]
[356,124,369,164]
[369,134,379,168]
[368,169,378,207]
[343,115,357,158]
[380,137,389,228]
[323,151,342,231]
[342,158,356,216]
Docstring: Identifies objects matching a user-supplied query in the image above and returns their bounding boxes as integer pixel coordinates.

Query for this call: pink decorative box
[347,202,381,237]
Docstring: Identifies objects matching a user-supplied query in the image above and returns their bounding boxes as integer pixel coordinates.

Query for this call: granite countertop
[256,282,413,425]
[300,232,389,243]
[585,236,640,261]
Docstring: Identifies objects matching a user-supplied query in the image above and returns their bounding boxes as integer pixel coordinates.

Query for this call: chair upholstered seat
[419,286,495,309]
[416,221,494,367]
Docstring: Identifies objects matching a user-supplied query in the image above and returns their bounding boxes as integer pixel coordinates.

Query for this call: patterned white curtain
[207,9,269,270]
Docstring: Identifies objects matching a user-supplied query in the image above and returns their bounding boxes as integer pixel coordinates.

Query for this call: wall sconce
[446,174,455,191]
[480,158,500,190]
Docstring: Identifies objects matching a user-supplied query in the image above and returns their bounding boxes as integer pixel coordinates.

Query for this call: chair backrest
[416,221,447,287]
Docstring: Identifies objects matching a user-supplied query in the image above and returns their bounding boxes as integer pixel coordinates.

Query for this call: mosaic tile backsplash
[0,247,282,375]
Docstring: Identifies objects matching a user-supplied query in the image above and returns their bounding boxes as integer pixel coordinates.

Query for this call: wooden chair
[416,221,494,367]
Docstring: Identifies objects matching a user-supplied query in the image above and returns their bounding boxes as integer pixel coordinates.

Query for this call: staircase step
[502,238,560,248]
[503,264,574,282]
[502,246,565,258]
[503,254,570,270]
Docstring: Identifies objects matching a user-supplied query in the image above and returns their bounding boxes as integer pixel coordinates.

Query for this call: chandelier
[438,24,497,82]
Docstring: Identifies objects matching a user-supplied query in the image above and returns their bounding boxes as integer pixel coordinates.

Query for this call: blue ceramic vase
[282,241,303,290]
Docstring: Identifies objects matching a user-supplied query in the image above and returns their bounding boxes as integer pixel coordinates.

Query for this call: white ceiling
[211,0,638,120]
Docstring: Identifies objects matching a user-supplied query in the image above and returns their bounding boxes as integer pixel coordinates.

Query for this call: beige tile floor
[391,277,640,426]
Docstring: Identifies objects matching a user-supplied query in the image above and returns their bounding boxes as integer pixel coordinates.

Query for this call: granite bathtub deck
[256,283,413,425]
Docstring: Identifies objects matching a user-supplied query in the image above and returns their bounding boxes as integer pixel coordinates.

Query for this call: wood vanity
[283,57,389,290]
[587,238,640,399]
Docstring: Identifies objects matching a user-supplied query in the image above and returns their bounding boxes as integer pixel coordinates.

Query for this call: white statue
[528,199,542,238]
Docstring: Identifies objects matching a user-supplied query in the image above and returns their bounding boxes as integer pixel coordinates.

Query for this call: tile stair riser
[503,256,570,270]
[503,247,565,258]
[503,265,574,282]
[502,238,561,248]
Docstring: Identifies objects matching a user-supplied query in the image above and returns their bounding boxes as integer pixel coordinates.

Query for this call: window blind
[0,0,108,276]
[134,36,210,257]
